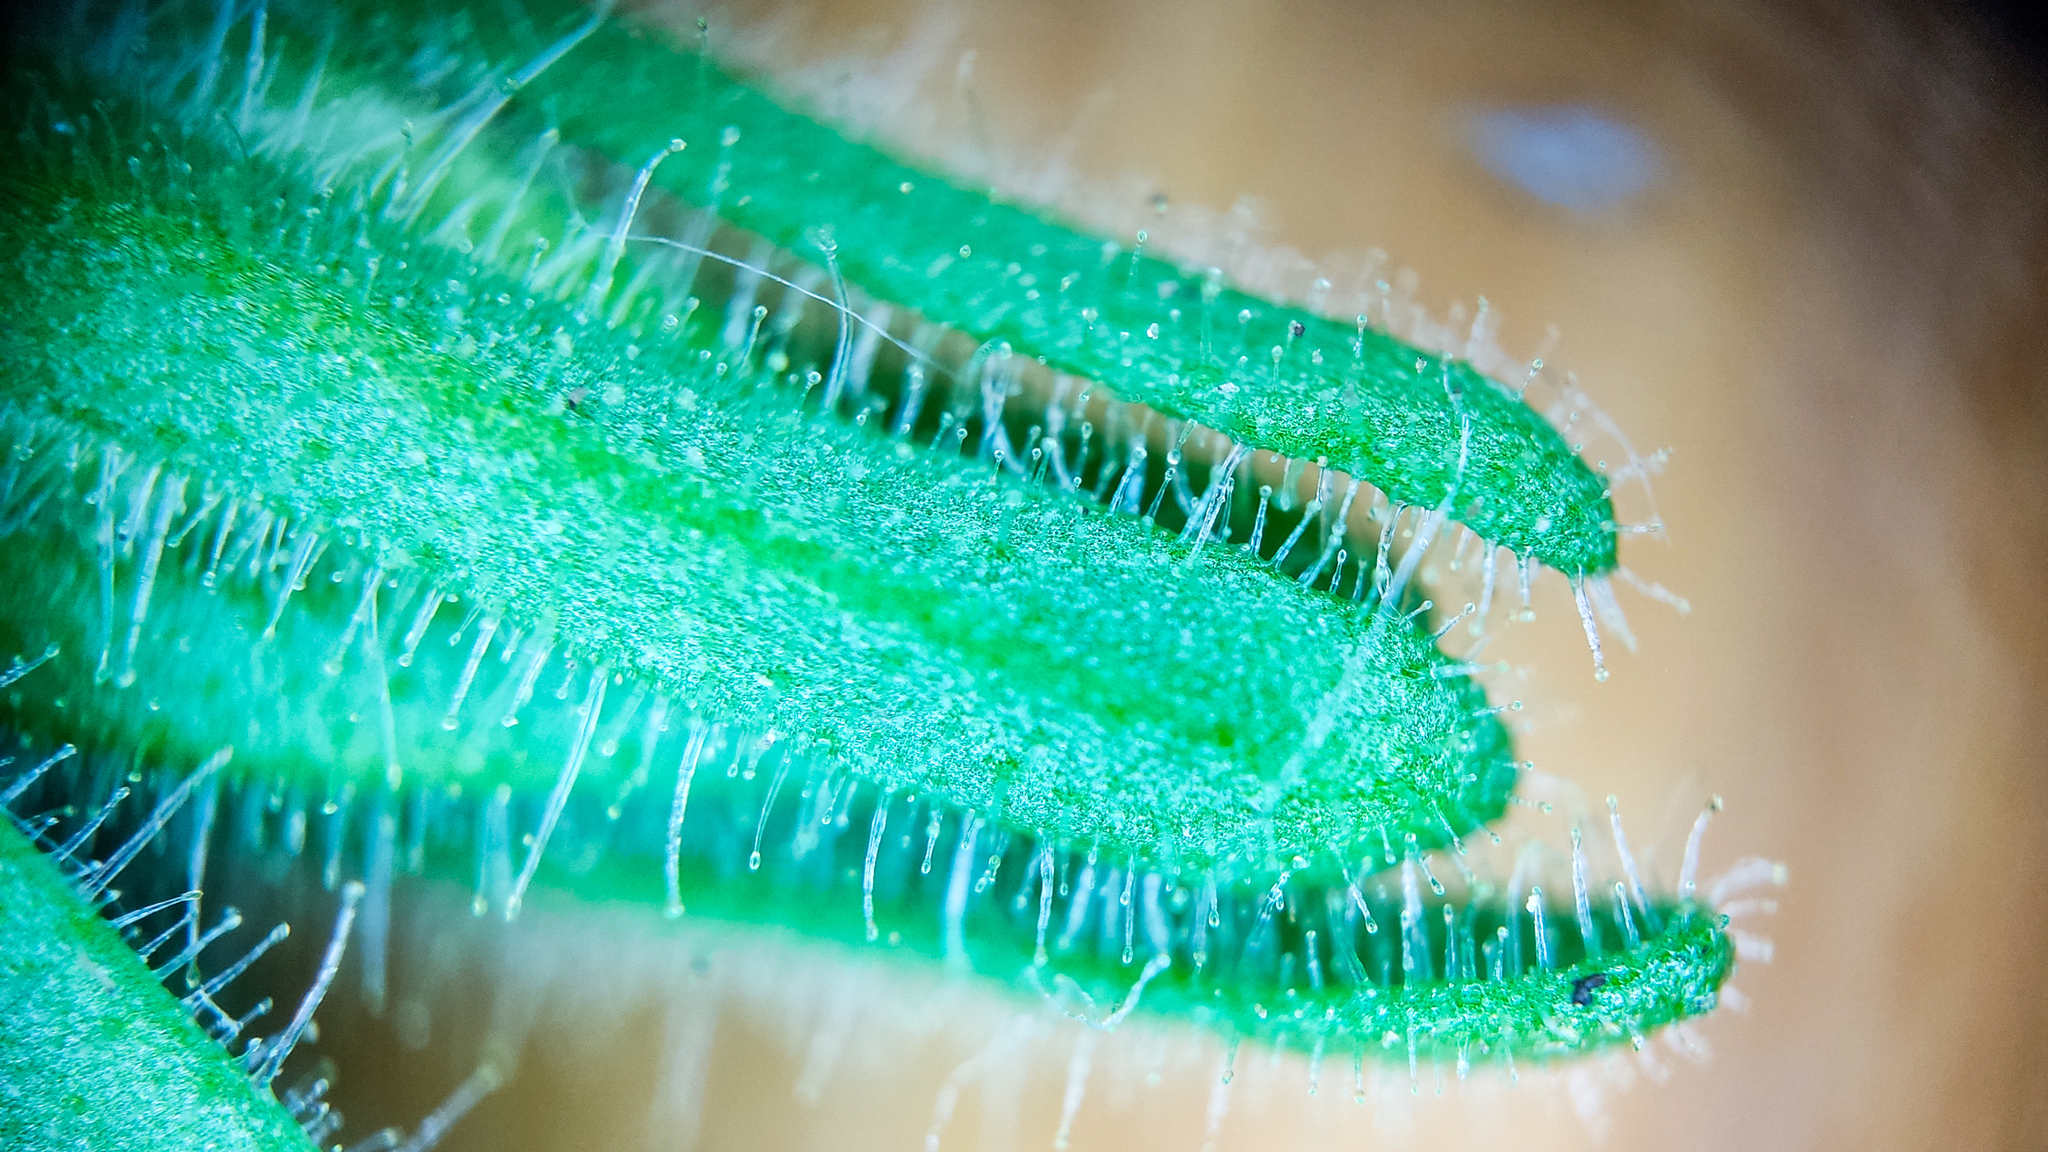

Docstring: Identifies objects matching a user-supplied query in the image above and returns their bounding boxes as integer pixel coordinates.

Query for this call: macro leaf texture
[0,821,317,1150]
[0,1,1734,1146]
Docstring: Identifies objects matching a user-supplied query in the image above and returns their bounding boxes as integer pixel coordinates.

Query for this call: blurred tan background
[337,1,2048,1149]
[695,0,2048,1146]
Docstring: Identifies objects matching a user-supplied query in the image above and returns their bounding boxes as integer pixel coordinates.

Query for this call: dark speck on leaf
[1571,973,1609,1006]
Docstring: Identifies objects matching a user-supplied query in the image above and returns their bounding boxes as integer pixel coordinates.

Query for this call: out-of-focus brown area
[324,1,2048,1148]
[696,0,2048,1146]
